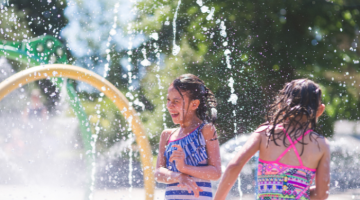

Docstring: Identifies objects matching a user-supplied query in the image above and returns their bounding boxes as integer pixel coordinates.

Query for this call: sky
[62,0,146,92]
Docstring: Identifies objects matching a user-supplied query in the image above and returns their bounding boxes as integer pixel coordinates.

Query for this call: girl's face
[166,85,193,124]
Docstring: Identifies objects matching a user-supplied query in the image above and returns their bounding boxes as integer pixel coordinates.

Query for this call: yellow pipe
[0,64,154,200]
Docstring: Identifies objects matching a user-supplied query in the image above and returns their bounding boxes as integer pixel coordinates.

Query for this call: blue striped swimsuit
[164,123,213,200]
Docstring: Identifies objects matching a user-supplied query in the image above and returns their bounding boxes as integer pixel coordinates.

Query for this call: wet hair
[172,74,217,124]
[263,79,323,155]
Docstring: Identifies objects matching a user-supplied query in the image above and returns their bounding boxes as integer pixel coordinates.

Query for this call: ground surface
[0,185,357,200]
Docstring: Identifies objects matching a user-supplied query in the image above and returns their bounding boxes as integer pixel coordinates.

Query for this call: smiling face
[166,85,199,125]
[166,85,188,124]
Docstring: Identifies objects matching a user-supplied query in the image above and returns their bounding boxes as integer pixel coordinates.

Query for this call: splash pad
[0,64,155,200]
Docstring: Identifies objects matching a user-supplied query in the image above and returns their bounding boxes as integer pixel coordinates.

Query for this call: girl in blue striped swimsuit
[155,74,222,199]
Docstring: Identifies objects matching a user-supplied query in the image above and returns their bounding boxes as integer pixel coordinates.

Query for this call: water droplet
[172,45,180,56]
[150,33,159,40]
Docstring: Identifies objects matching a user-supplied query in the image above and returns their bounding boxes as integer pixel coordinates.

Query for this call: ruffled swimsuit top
[164,123,212,200]
[257,126,316,200]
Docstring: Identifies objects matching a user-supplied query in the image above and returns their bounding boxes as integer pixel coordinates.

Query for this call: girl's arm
[155,129,204,197]
[154,129,181,184]
[213,129,262,200]
[170,124,222,181]
[310,138,330,200]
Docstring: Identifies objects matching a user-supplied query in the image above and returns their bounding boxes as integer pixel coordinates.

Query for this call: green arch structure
[0,37,155,200]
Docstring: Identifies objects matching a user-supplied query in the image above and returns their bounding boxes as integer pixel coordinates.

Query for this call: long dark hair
[172,74,217,124]
[263,79,323,155]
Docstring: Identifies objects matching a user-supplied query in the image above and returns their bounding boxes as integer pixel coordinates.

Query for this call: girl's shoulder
[200,123,217,139]
[201,123,216,131]
[309,131,329,148]
[254,124,283,136]
[160,128,178,140]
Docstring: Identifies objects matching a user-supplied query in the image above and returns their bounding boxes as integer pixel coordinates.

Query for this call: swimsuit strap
[166,128,179,145]
[275,126,313,166]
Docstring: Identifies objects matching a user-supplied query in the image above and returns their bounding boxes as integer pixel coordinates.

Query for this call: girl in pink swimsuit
[214,79,330,200]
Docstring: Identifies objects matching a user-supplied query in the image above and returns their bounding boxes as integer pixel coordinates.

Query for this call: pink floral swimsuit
[257,127,316,200]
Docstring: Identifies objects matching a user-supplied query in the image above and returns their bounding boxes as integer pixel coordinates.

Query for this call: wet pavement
[0,185,356,200]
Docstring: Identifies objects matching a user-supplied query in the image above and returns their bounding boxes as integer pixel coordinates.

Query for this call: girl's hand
[169,144,186,171]
[177,173,203,198]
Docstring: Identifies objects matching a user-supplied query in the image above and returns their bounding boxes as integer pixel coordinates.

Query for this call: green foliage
[135,0,360,145]
[0,0,67,43]
[75,93,131,151]
[0,0,69,111]
[2,0,360,153]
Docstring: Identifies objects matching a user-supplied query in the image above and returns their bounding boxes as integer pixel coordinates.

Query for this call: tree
[0,0,69,110]
[135,0,360,144]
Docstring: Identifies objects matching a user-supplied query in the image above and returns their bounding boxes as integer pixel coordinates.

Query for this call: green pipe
[0,46,42,66]
[66,81,93,199]
[66,81,93,152]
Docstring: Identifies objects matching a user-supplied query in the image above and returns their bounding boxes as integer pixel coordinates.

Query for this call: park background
[0,0,360,199]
